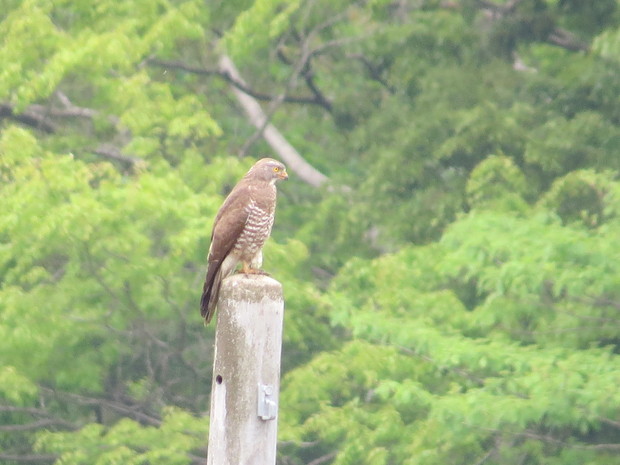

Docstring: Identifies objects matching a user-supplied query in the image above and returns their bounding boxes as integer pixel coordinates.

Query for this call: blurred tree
[1,0,620,464]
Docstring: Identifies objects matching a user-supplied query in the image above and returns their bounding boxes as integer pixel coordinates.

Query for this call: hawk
[200,158,288,324]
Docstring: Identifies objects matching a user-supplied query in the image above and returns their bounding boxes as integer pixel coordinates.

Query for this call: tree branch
[0,405,78,431]
[307,451,337,465]
[547,28,589,52]
[276,47,333,113]
[347,53,396,93]
[40,387,162,427]
[0,103,56,133]
[0,405,50,415]
[0,454,57,463]
[218,54,328,188]
[0,418,77,431]
[475,425,620,452]
[599,416,620,429]
[236,26,318,157]
[472,448,495,465]
[91,144,145,168]
[148,59,330,109]
[472,0,589,52]
[30,104,96,119]
[1,90,125,135]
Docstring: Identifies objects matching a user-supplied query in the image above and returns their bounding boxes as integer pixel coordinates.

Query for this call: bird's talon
[237,268,270,276]
[241,268,266,275]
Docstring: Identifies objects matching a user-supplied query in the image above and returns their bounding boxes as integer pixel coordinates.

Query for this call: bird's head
[247,158,289,183]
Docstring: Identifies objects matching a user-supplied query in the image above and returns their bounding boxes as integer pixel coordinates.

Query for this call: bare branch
[92,144,145,168]
[0,418,77,431]
[547,28,589,52]
[472,448,495,465]
[472,0,589,52]
[307,451,337,465]
[0,405,78,431]
[0,103,56,133]
[302,5,348,38]
[148,59,329,109]
[473,425,620,452]
[347,53,396,93]
[218,55,329,188]
[29,105,95,119]
[581,443,620,451]
[1,93,123,140]
[278,440,320,448]
[520,429,620,451]
[277,47,333,112]
[148,58,217,76]
[40,387,162,427]
[599,416,620,429]
[309,35,373,59]
[0,405,50,415]
[237,29,316,156]
[0,454,57,463]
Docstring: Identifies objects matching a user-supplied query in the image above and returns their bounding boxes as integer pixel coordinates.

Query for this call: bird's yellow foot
[240,263,260,274]
[239,264,270,276]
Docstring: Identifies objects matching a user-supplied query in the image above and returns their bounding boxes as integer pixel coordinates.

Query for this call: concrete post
[206,274,284,465]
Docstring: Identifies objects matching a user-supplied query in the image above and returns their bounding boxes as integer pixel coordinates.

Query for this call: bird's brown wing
[200,183,251,322]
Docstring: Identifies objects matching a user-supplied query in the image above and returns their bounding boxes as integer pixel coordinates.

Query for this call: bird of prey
[200,158,288,324]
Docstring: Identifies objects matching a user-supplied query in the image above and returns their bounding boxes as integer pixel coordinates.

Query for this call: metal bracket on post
[257,384,277,421]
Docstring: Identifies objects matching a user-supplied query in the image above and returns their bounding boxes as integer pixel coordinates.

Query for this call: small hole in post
[216,375,223,385]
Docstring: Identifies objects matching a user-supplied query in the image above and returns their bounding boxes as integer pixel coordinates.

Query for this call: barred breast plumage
[234,195,276,261]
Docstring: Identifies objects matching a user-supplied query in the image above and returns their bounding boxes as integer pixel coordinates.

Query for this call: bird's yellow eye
[273,167,280,172]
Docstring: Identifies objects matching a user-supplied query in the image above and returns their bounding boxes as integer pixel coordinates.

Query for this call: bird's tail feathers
[200,265,222,325]
[200,255,238,325]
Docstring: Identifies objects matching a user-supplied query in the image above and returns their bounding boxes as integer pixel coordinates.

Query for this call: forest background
[2,0,620,464]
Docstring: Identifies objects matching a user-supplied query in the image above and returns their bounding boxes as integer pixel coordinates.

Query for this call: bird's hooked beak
[278,170,289,180]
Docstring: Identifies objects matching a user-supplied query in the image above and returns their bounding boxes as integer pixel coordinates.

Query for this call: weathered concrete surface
[207,274,284,465]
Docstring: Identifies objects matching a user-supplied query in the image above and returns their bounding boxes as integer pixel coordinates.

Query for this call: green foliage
[538,170,620,227]
[2,0,620,464]
[35,408,208,465]
[466,155,530,212]
[0,366,38,405]
[558,0,618,35]
[524,111,620,177]
[222,0,301,61]
[282,209,620,464]
[593,26,620,62]
[1,125,213,393]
